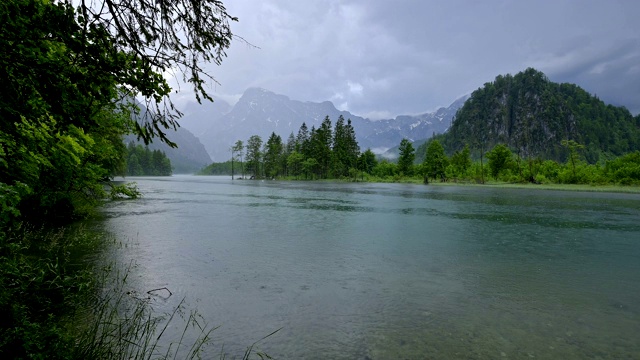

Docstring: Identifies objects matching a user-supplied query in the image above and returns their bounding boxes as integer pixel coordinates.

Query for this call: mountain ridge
[438,68,640,162]
[180,87,465,161]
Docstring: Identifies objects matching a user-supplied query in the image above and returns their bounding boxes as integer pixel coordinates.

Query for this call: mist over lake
[96,176,640,359]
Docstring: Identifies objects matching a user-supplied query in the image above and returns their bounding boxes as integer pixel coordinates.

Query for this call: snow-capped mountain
[181,87,467,162]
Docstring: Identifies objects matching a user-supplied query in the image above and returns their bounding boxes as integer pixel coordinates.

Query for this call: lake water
[96,176,640,359]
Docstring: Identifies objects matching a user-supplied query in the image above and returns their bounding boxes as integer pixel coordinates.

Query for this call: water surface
[98,176,640,359]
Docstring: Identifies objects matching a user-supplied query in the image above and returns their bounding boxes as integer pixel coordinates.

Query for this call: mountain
[197,88,369,161]
[126,100,213,173]
[359,95,468,154]
[177,98,232,138]
[186,87,466,161]
[126,126,212,174]
[440,68,640,163]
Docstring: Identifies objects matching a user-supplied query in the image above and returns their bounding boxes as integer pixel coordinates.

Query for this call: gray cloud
[193,0,640,117]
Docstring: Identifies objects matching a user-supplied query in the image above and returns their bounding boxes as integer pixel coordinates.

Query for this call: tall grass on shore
[0,224,274,359]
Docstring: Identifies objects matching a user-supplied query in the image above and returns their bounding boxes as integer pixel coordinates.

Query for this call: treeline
[201,115,377,179]
[399,138,640,185]
[125,142,172,176]
[199,160,234,175]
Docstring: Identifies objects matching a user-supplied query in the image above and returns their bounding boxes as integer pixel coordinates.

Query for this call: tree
[423,140,448,183]
[486,144,514,179]
[397,138,415,176]
[287,151,305,179]
[331,115,348,177]
[359,149,378,174]
[302,158,319,180]
[264,132,283,178]
[232,140,244,179]
[344,119,361,173]
[0,0,237,220]
[296,122,310,156]
[449,145,471,179]
[73,0,238,145]
[245,135,263,179]
[332,117,360,178]
[561,139,585,179]
[283,132,296,176]
[309,117,332,178]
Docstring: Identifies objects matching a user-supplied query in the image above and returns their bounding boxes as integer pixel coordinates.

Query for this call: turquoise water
[98,176,640,359]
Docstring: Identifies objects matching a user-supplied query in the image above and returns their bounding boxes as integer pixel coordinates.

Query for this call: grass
[0,224,276,359]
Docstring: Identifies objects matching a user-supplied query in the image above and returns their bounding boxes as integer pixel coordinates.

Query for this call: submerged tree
[232,140,244,178]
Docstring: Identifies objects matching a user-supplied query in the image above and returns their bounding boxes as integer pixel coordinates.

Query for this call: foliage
[125,142,172,176]
[245,135,263,179]
[109,182,142,200]
[211,116,362,180]
[447,145,472,180]
[330,116,360,178]
[1,0,236,220]
[372,160,398,179]
[263,132,284,179]
[232,140,245,178]
[0,226,270,360]
[604,151,640,185]
[397,138,415,176]
[198,161,235,176]
[422,139,449,183]
[359,149,378,175]
[486,143,514,180]
[0,225,98,359]
[287,151,305,180]
[0,0,266,358]
[561,139,585,180]
[70,0,237,145]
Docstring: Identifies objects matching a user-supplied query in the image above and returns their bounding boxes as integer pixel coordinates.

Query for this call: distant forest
[125,142,172,176]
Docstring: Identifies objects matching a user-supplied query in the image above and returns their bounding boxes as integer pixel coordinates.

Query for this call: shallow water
[97,176,640,359]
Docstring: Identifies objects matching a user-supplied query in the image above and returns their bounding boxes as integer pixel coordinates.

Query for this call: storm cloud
[192,0,640,118]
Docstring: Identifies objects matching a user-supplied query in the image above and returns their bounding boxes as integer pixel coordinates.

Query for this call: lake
[96,176,640,359]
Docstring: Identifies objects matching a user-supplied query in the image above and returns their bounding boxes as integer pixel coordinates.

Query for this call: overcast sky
[183,0,640,119]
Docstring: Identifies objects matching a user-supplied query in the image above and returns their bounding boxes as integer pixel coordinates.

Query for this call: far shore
[191,173,640,194]
[420,180,640,194]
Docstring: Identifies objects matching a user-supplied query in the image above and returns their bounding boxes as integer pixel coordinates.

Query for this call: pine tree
[397,138,415,176]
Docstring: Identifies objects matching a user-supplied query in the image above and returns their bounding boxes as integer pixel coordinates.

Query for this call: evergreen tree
[245,135,263,179]
[297,122,310,156]
[345,119,361,170]
[359,149,378,174]
[331,115,348,177]
[310,117,333,178]
[232,140,244,178]
[264,132,284,178]
[284,132,297,176]
[397,138,416,176]
[287,151,305,179]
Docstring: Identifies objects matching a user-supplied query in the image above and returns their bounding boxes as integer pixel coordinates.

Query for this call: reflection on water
[97,176,640,359]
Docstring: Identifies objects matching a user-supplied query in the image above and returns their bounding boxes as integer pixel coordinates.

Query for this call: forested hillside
[441,68,640,163]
